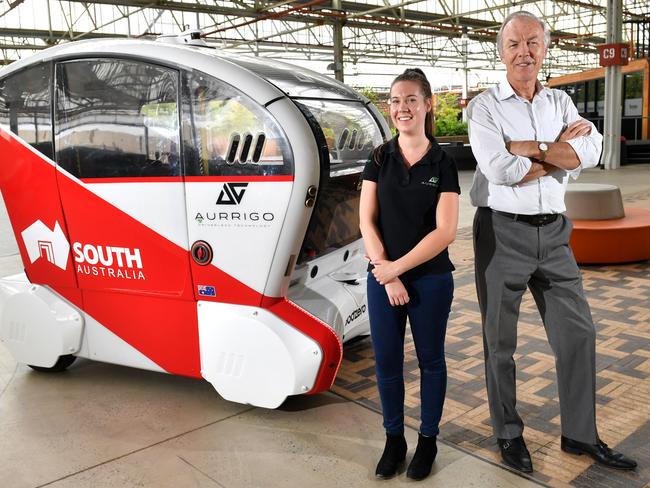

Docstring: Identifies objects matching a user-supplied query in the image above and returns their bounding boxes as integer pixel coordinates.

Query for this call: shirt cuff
[566,136,601,169]
[508,156,533,185]
[567,162,583,180]
[566,138,588,179]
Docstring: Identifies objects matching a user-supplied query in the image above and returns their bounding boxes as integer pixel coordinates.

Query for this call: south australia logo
[21,220,145,281]
[21,220,70,270]
[73,243,145,281]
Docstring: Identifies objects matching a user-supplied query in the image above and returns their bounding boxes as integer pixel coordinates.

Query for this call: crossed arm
[468,93,602,186]
[509,120,592,183]
[359,180,459,306]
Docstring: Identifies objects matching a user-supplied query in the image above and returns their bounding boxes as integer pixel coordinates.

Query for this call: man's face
[500,17,547,84]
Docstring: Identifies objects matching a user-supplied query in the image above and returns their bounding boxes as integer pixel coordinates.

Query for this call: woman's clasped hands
[371,259,409,306]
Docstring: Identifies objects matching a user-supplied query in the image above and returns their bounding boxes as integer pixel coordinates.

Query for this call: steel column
[602,0,624,170]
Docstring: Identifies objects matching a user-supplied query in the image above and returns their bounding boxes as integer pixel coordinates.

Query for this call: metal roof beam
[0,27,125,40]
[57,0,606,46]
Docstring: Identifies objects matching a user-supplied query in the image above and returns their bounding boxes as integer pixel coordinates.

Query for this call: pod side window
[293,99,384,263]
[296,99,383,172]
[0,63,54,159]
[55,59,180,179]
[181,71,293,177]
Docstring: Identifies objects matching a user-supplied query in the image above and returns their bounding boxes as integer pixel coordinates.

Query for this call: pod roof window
[221,55,362,100]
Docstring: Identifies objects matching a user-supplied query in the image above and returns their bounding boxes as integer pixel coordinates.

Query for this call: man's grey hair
[496,11,551,57]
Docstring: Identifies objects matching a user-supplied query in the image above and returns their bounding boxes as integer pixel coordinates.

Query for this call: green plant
[357,87,379,104]
[434,92,468,136]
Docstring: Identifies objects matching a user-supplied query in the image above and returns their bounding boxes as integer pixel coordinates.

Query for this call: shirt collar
[497,79,552,101]
[387,135,444,166]
[385,136,398,154]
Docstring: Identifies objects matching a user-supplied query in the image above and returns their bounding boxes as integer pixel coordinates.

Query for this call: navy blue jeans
[367,271,453,437]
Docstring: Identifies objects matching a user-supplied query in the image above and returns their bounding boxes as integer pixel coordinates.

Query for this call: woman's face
[389,80,432,136]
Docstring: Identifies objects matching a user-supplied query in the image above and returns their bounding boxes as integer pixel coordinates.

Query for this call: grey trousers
[473,207,598,443]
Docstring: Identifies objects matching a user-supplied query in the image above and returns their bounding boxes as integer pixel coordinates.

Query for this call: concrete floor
[1,164,648,488]
[0,359,540,488]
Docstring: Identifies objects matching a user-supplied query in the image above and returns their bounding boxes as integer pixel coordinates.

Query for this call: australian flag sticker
[198,285,216,297]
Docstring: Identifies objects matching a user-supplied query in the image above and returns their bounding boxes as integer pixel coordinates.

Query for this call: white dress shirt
[468,79,603,214]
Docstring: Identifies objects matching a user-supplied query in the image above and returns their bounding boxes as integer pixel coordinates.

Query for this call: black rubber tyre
[28,354,77,372]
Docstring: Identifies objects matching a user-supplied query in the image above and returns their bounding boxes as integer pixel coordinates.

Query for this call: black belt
[492,209,559,226]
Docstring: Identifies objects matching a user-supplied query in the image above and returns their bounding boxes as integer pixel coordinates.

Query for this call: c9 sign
[599,43,630,67]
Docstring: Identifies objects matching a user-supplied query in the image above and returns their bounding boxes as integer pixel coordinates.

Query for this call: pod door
[54,58,193,298]
[290,99,385,340]
[180,71,295,305]
[295,99,385,263]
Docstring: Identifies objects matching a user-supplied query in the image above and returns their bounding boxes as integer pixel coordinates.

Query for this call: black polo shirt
[363,136,460,280]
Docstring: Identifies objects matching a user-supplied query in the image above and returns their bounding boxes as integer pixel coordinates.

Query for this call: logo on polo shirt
[421,176,439,187]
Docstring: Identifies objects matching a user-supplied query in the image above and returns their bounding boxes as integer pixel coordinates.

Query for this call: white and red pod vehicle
[0,33,389,408]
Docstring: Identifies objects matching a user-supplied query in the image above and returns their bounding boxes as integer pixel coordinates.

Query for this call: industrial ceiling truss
[1,0,649,77]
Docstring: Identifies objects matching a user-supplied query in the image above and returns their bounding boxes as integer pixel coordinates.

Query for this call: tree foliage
[357,87,380,105]
[434,92,468,136]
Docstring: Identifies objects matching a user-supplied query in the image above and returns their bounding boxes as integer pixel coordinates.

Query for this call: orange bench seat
[570,207,650,264]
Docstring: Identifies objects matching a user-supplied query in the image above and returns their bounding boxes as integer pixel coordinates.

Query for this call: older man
[468,11,637,473]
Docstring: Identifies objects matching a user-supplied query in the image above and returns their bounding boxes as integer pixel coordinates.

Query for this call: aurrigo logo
[20,220,70,271]
[421,176,439,187]
[216,183,248,205]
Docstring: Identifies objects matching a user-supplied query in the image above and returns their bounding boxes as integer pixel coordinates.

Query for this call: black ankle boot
[406,433,437,481]
[375,433,407,479]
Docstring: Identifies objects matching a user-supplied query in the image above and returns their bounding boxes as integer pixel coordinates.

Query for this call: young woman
[359,68,460,481]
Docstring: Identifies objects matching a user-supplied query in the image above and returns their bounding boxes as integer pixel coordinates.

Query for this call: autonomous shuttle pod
[0,36,388,408]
